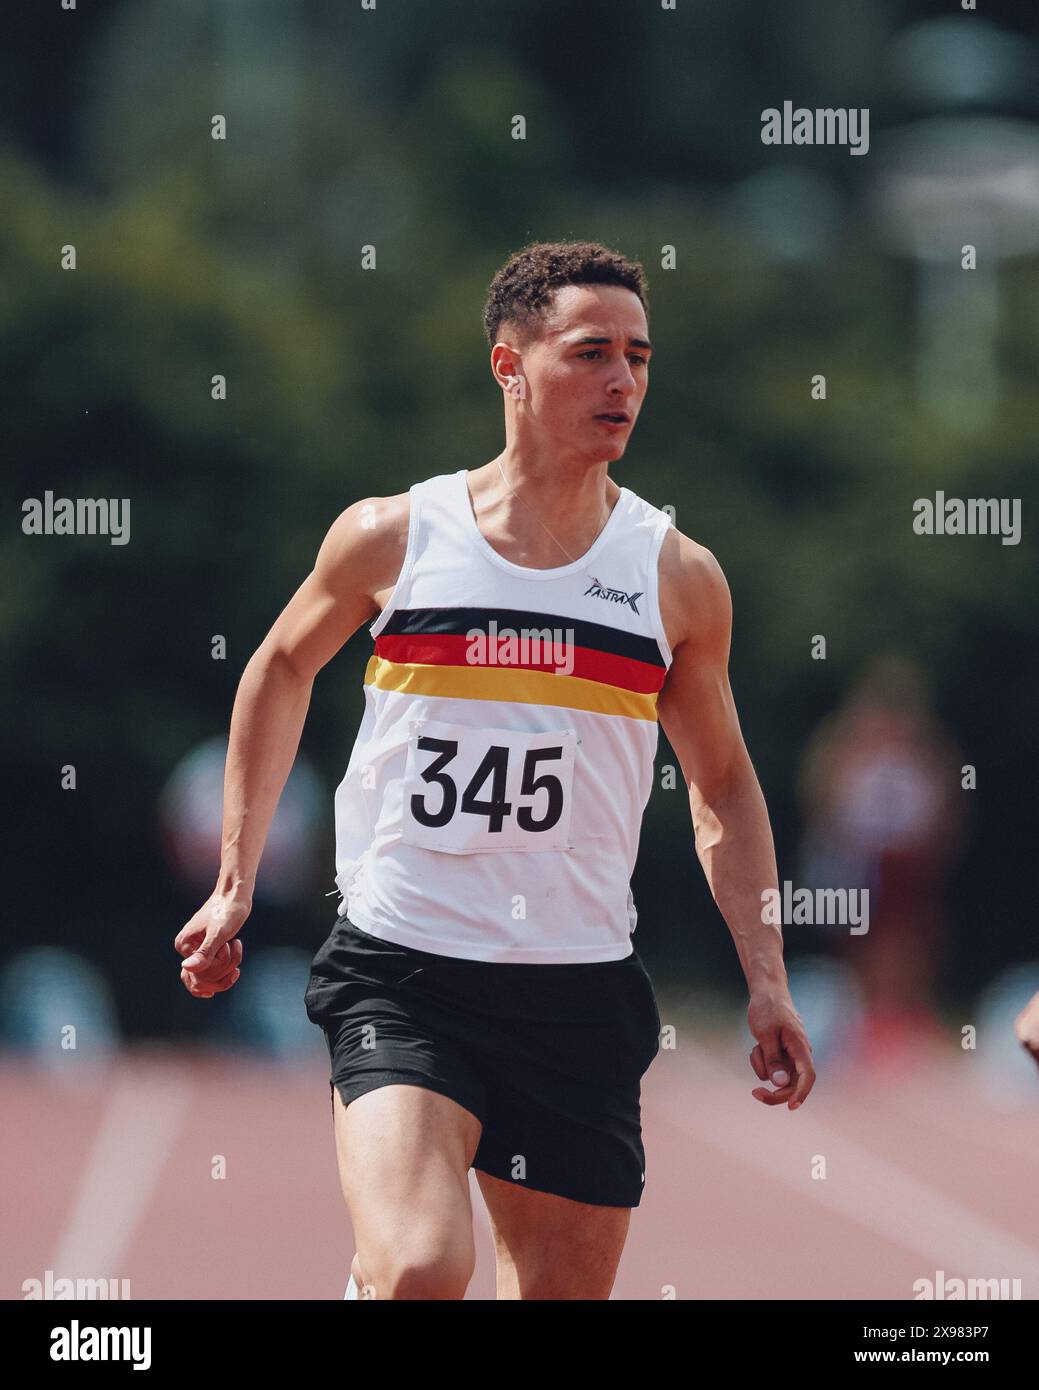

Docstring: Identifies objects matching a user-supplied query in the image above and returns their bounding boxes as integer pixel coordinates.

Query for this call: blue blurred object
[219,946,327,1060]
[892,17,1034,109]
[0,947,120,1078]
[785,954,865,1068]
[969,963,1039,1107]
[728,167,843,264]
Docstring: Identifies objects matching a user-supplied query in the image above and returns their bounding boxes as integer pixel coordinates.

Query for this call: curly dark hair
[482,240,649,349]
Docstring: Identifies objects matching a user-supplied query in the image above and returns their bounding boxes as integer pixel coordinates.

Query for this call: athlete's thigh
[333,1083,483,1284]
[475,1169,631,1300]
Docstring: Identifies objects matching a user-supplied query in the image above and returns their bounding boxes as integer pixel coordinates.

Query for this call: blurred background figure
[159,735,326,906]
[797,654,965,1066]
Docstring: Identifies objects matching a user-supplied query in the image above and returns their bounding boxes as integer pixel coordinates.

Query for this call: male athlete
[175,241,815,1300]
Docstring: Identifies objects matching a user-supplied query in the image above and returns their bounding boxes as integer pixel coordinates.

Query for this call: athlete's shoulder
[316,470,460,586]
[620,484,673,530]
[658,524,731,652]
[314,491,412,598]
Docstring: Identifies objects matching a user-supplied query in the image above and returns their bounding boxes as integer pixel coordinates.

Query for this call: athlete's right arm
[174,494,409,998]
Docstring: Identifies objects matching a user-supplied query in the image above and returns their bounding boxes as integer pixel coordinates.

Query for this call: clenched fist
[174,893,250,999]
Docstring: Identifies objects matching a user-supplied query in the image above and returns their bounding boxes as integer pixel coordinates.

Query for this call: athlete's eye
[578,350,648,364]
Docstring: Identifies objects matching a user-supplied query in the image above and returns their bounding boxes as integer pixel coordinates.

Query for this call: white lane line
[649,1044,1039,1288]
[876,1078,1039,1162]
[49,1059,193,1280]
[469,1168,493,1232]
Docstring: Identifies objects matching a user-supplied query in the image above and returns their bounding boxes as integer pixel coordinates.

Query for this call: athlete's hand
[747,989,815,1111]
[174,892,250,999]
[1014,991,1039,1072]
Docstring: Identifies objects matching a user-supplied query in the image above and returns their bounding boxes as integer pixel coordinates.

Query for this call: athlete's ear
[491,340,526,399]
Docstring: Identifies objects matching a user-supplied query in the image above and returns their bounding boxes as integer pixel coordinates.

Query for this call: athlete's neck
[469,455,620,564]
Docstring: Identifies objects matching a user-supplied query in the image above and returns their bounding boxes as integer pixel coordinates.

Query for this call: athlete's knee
[517,1268,616,1300]
[391,1254,472,1300]
[365,1242,474,1300]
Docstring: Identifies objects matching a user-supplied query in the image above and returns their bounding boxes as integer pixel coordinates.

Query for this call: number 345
[410,736,566,834]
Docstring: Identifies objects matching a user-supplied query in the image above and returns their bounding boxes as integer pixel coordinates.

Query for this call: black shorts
[304,914,661,1208]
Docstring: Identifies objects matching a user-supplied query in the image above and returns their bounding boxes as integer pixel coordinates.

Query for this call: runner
[174,240,815,1300]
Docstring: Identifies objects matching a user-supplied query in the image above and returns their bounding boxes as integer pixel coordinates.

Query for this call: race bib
[399,718,577,854]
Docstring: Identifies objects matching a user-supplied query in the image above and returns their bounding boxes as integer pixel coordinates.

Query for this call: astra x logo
[584,577,643,614]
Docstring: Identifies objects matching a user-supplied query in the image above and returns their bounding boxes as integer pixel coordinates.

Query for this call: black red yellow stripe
[365,607,668,721]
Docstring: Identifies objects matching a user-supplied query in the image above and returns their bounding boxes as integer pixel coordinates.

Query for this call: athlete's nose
[608,359,638,398]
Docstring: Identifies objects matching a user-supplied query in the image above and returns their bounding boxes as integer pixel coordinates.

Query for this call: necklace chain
[494,459,611,566]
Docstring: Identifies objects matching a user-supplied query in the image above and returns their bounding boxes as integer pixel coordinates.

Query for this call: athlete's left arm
[656,532,815,1111]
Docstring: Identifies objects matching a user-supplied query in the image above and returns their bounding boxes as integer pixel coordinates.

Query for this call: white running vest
[333,468,674,963]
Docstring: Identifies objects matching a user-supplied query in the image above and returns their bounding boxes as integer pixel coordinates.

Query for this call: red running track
[4,1029,1038,1300]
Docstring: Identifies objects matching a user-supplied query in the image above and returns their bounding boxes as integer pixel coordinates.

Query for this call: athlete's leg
[474,1170,631,1300]
[333,1083,483,1300]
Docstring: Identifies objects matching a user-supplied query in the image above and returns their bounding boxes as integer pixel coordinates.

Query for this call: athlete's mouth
[595,412,631,425]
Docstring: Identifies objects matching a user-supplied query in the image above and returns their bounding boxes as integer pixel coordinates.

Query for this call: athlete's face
[499,284,651,464]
